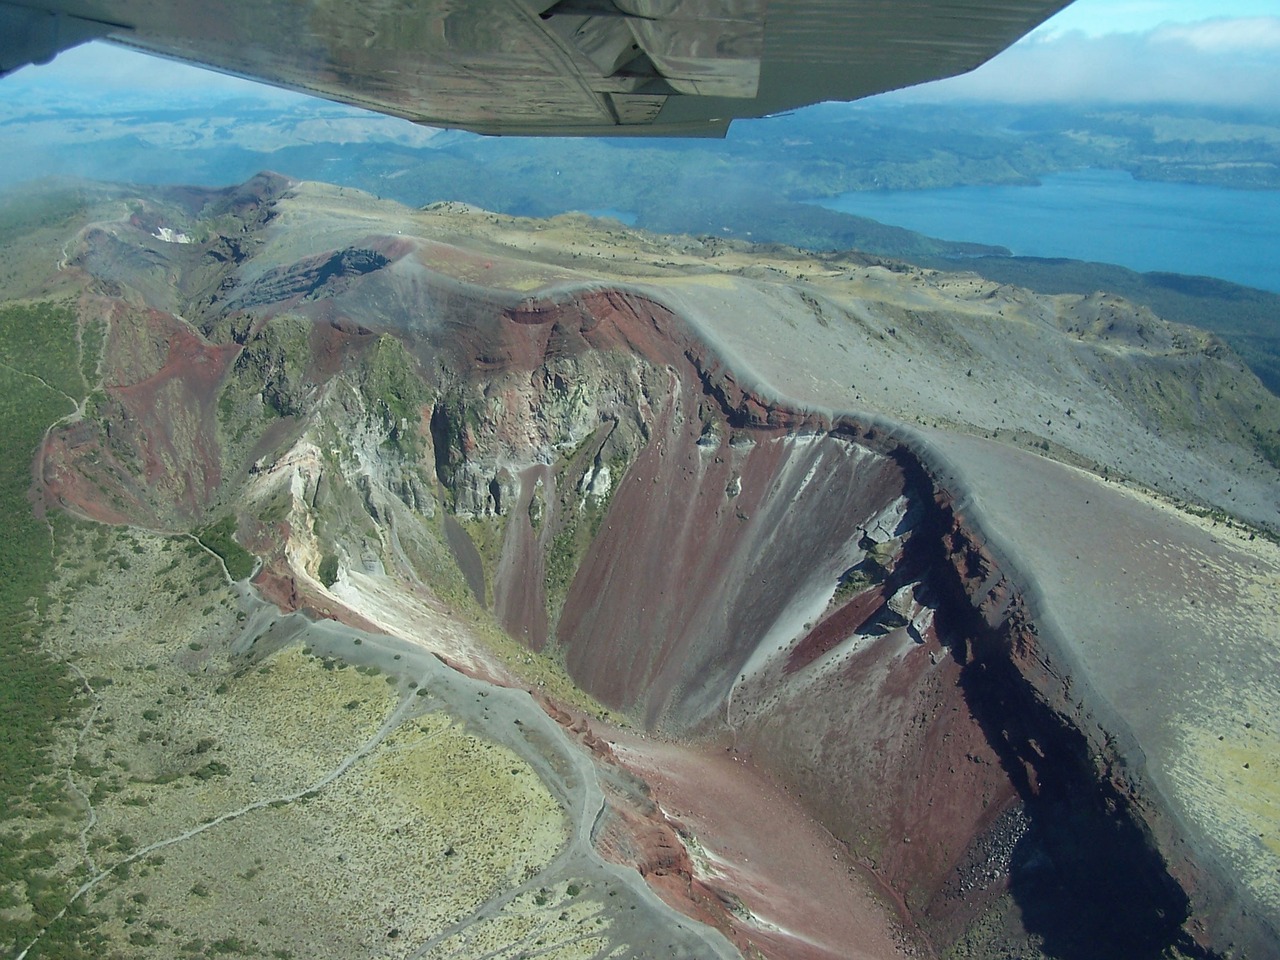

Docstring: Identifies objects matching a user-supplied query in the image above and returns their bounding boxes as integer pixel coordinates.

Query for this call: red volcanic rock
[492,289,829,435]
[611,735,913,960]
[40,304,239,527]
[38,420,136,526]
[42,181,1258,957]
[627,811,693,879]
[309,313,378,378]
[254,565,301,613]
[535,695,573,727]
[163,171,297,220]
[786,583,890,673]
[484,287,1105,950]
[594,789,730,936]
[506,297,577,327]
[252,561,387,637]
[582,729,617,762]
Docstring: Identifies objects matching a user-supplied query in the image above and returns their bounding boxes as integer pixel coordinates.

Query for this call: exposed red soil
[161,172,297,219]
[253,562,303,613]
[743,623,1018,938]
[786,583,891,673]
[592,783,735,938]
[40,306,239,526]
[306,310,378,379]
[611,733,916,960]
[110,323,237,500]
[458,285,1041,945]
[38,419,136,526]
[533,691,912,960]
[551,388,906,729]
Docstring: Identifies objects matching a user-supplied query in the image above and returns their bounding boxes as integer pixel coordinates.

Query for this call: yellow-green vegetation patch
[461,514,507,599]
[300,717,570,943]
[543,424,619,620]
[12,514,587,960]
[216,646,396,786]
[213,312,314,471]
[438,585,620,722]
[361,717,568,886]
[12,522,404,955]
[356,333,431,455]
[1169,706,1280,916]
[76,707,571,960]
[78,641,398,851]
[72,554,382,749]
[1157,535,1280,916]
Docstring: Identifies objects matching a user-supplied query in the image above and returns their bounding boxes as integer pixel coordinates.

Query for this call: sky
[1032,0,1278,37]
[7,0,1280,111]
[892,0,1280,104]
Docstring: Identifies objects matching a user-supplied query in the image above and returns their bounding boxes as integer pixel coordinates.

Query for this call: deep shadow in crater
[894,449,1206,960]
[954,642,1200,958]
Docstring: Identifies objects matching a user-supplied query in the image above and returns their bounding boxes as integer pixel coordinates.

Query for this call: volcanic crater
[31,174,1280,960]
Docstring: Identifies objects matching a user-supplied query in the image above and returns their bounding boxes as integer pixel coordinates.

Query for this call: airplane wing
[0,0,1073,136]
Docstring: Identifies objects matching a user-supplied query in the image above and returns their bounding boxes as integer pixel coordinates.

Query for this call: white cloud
[887,16,1280,106]
[1032,0,1280,38]
[1152,17,1280,53]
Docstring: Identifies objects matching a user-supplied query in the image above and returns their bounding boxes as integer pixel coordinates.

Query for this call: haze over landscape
[1,2,1278,960]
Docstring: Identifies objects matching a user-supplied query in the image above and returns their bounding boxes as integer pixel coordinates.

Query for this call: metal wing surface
[1,0,1072,135]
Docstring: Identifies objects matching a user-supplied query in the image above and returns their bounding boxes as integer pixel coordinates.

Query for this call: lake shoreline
[809,168,1280,293]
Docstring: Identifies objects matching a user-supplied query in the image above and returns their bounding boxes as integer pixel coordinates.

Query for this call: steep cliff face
[34,177,1280,960]
[446,289,1203,956]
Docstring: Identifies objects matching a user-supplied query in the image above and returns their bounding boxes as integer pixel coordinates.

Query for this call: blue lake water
[811,169,1280,293]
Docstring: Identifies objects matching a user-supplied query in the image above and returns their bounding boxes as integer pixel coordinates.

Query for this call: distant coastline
[810,169,1280,294]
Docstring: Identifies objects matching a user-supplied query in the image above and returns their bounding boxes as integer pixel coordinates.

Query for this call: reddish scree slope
[428,287,1208,956]
[41,299,239,526]
[269,258,1233,955]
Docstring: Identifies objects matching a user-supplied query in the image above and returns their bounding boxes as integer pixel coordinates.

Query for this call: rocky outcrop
[229,245,397,312]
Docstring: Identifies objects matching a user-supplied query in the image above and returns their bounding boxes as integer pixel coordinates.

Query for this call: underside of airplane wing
[0,0,1073,136]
